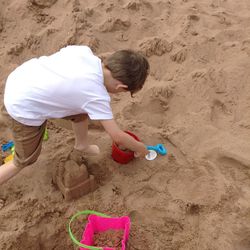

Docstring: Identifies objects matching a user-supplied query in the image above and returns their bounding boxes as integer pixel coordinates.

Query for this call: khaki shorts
[1,105,86,169]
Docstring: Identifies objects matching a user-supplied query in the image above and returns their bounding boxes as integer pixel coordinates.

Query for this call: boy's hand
[134,142,149,158]
[100,119,149,157]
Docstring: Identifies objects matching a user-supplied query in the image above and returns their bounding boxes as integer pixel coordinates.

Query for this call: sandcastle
[53,159,97,201]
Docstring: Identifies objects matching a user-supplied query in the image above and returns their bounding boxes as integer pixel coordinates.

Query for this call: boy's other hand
[134,143,149,158]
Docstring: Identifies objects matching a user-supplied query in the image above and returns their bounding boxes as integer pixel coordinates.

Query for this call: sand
[1,0,250,249]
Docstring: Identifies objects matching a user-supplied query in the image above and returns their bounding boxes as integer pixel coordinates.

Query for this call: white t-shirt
[4,46,113,126]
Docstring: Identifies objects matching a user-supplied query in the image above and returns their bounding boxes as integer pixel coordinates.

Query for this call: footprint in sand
[125,0,153,12]
[28,0,57,8]
[210,99,233,129]
[171,48,187,63]
[99,18,131,32]
[207,68,228,94]
[138,37,173,57]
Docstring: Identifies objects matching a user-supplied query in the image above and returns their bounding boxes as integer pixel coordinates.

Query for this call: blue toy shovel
[1,141,14,152]
[147,144,167,155]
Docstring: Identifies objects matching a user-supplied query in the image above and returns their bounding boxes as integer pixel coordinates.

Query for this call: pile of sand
[1,0,250,249]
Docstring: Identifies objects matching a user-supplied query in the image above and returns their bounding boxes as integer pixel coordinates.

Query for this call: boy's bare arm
[100,119,149,157]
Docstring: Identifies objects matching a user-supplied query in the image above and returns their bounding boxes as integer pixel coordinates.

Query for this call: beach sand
[1,0,250,249]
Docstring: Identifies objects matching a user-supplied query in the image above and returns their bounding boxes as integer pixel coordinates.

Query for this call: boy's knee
[13,154,40,169]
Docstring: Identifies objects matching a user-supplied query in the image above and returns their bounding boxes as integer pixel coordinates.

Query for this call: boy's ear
[115,83,128,90]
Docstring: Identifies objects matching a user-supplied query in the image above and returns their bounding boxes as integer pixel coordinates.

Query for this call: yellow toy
[4,154,13,163]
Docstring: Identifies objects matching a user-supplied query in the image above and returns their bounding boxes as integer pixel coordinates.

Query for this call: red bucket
[111,131,140,164]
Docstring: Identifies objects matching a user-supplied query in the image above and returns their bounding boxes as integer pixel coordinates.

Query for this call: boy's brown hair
[104,50,150,95]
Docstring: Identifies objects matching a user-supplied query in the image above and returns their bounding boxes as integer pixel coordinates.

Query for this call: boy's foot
[75,145,100,155]
[69,145,100,165]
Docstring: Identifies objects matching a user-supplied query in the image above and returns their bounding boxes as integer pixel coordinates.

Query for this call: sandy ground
[1,0,250,249]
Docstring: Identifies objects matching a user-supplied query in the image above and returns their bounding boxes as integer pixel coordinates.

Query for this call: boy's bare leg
[0,160,22,185]
[71,116,100,155]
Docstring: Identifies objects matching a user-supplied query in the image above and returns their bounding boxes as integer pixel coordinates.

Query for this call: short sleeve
[83,99,113,120]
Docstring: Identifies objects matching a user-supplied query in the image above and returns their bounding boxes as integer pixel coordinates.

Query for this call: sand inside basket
[93,229,124,249]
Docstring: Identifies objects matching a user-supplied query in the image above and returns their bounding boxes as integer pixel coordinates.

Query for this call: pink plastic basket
[68,210,131,250]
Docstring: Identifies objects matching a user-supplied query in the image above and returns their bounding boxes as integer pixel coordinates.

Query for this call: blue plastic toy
[147,144,167,155]
[1,141,14,152]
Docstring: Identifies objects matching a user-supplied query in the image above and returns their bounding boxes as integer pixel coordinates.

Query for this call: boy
[0,45,149,185]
